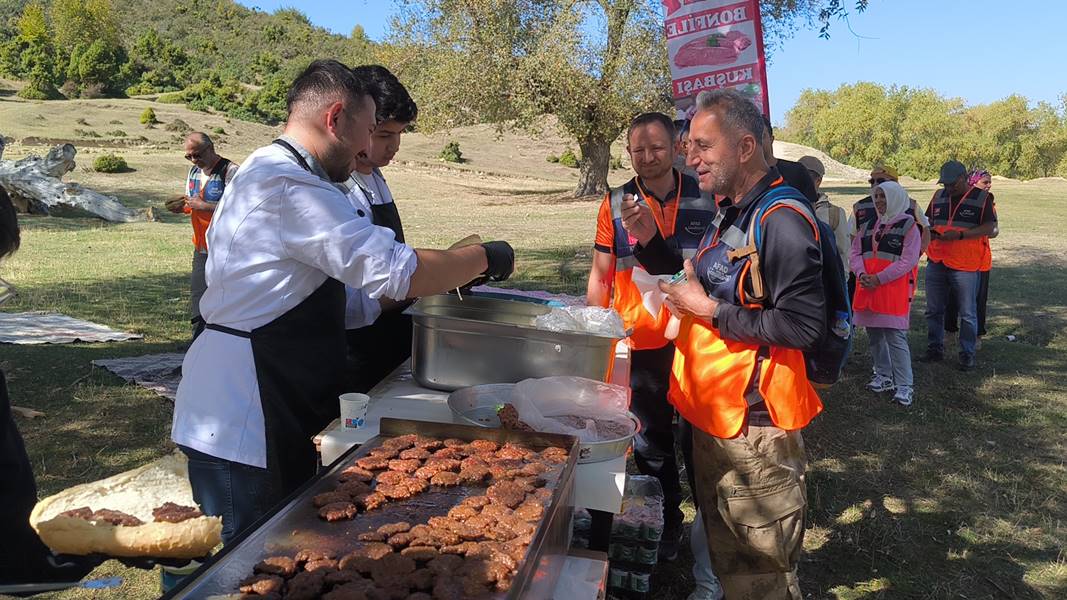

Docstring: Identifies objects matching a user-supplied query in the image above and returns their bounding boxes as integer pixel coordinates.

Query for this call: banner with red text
[663,0,770,117]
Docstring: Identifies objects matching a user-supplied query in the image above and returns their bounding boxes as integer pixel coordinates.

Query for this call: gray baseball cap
[938,160,967,184]
[797,155,825,177]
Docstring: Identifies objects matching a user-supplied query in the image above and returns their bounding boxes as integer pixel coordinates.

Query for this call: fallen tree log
[0,144,152,223]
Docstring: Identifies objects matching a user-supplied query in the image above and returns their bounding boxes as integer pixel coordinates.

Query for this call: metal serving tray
[164,418,579,600]
[406,294,622,391]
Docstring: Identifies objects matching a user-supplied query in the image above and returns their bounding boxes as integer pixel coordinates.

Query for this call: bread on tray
[29,451,222,559]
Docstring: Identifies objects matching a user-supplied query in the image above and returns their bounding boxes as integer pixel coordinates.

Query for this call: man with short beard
[621,89,825,599]
[171,60,515,544]
[586,112,716,564]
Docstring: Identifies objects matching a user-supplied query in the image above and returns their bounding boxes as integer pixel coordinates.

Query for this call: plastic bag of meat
[509,377,632,443]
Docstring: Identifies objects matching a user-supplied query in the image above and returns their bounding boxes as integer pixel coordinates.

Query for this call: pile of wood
[0,143,151,223]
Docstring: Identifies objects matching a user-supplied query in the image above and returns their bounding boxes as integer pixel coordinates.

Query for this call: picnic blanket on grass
[92,352,184,401]
[0,311,142,344]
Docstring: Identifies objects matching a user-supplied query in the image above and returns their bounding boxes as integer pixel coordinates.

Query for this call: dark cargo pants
[694,424,807,600]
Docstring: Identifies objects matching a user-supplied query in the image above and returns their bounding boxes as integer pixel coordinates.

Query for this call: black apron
[205,139,348,492]
[345,171,412,393]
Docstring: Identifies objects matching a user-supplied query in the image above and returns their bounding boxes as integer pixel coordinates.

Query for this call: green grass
[1,168,1065,599]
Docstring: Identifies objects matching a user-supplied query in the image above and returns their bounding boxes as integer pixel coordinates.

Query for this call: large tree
[386,0,867,197]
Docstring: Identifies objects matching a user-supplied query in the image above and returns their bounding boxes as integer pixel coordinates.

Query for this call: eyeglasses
[184,152,202,161]
[868,177,888,185]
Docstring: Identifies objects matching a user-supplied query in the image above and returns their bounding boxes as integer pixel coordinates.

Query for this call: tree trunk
[0,144,151,222]
[575,137,612,197]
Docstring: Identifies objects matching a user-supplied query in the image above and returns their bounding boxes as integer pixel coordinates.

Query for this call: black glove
[481,241,515,282]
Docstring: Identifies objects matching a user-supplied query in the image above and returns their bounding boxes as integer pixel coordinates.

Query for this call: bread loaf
[29,451,222,558]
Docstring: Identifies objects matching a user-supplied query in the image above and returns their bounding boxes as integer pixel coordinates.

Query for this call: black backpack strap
[214,157,232,184]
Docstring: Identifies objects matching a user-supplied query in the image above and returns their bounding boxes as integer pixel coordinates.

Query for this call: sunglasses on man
[184,152,202,161]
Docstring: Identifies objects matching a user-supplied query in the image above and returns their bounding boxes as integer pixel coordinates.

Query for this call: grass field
[1,91,1064,599]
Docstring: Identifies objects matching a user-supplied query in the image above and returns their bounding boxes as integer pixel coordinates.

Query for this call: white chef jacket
[172,140,418,468]
[342,169,400,329]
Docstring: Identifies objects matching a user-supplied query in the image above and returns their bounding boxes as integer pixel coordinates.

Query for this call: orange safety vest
[926,187,990,272]
[853,215,917,317]
[607,172,717,350]
[669,180,823,438]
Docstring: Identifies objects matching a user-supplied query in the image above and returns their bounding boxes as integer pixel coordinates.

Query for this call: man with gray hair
[621,89,825,599]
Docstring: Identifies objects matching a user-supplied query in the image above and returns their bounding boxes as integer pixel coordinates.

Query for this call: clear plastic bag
[533,306,625,338]
[509,376,633,443]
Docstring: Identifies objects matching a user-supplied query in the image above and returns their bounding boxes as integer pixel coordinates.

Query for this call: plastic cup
[339,393,370,429]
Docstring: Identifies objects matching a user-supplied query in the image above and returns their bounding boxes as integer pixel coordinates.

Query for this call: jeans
[190,251,208,340]
[925,261,979,358]
[945,269,990,336]
[629,344,685,529]
[867,327,913,389]
[178,445,284,545]
[691,507,724,598]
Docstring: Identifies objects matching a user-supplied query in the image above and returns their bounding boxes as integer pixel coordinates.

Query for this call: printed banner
[663,0,770,117]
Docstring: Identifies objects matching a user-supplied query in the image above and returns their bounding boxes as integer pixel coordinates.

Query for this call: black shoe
[919,349,944,363]
[958,354,976,371]
[658,520,684,562]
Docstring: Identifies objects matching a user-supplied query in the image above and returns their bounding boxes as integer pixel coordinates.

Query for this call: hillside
[0,0,375,88]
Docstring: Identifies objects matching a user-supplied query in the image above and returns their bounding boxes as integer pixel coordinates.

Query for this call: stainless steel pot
[405,294,623,391]
[447,383,640,463]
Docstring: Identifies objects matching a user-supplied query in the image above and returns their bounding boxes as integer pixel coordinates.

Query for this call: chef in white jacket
[171,60,515,545]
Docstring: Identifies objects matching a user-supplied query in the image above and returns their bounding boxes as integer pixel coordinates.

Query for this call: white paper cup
[339,393,370,429]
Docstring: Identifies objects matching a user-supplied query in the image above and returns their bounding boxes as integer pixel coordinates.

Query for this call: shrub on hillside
[165,119,191,133]
[439,141,464,163]
[546,154,559,163]
[140,107,159,125]
[73,128,100,138]
[106,129,127,137]
[558,148,579,168]
[92,153,128,173]
[212,126,226,135]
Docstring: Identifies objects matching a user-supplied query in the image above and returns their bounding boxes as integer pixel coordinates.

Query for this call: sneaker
[894,387,914,407]
[865,374,896,393]
[958,354,976,371]
[919,349,944,363]
[687,584,725,600]
[659,520,684,562]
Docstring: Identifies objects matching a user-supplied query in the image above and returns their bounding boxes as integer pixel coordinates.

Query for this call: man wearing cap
[798,156,849,277]
[923,160,997,370]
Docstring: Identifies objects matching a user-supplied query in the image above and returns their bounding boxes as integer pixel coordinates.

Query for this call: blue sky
[237,0,1067,124]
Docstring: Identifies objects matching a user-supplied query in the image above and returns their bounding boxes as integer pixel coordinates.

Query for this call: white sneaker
[865,374,896,393]
[894,387,914,407]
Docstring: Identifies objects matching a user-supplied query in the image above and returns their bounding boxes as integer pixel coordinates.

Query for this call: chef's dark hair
[0,186,20,259]
[351,65,418,125]
[627,113,675,145]
[695,89,764,143]
[287,59,375,118]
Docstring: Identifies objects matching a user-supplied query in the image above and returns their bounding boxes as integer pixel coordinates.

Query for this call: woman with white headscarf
[850,180,921,406]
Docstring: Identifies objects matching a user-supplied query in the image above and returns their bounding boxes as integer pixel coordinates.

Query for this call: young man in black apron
[171,60,515,546]
[342,65,418,393]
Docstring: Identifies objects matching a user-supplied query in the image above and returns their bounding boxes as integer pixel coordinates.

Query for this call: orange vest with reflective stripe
[608,173,716,350]
[926,187,990,272]
[669,181,823,438]
[853,215,916,317]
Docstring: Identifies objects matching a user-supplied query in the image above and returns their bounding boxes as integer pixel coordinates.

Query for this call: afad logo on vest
[685,219,708,236]
[705,260,730,284]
